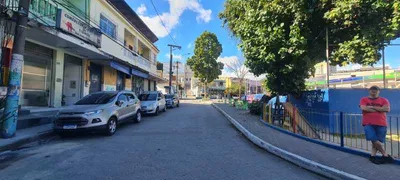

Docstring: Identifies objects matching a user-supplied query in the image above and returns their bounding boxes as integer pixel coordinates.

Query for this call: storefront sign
[56,9,102,48]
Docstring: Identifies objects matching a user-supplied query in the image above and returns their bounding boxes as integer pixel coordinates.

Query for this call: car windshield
[139,94,157,101]
[75,92,117,105]
[165,95,174,99]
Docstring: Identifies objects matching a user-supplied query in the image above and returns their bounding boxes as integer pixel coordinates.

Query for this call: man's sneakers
[369,155,394,164]
[382,155,394,163]
[369,156,384,164]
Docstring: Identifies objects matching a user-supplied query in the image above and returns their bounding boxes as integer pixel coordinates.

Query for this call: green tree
[225,83,245,96]
[219,0,400,96]
[187,31,224,98]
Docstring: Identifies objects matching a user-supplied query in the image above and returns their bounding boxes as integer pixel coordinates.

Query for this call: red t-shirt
[360,97,390,126]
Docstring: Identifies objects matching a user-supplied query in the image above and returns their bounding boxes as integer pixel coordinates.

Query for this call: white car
[54,91,141,136]
[139,91,166,115]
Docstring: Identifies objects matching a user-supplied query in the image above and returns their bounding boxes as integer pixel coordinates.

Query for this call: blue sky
[126,0,400,74]
[126,0,243,77]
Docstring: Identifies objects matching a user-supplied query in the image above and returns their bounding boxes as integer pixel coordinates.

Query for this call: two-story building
[191,78,226,98]
[1,0,164,108]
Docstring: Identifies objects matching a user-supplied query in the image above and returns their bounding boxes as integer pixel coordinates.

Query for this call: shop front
[131,68,149,96]
[89,62,103,94]
[62,54,83,106]
[20,41,53,107]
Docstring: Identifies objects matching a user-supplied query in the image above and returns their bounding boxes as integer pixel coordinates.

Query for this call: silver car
[139,91,166,116]
[54,91,141,136]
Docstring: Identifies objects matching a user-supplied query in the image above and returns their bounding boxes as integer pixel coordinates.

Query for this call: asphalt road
[0,100,324,180]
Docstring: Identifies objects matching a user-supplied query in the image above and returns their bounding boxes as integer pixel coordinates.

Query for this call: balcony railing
[29,0,58,26]
[6,0,88,27]
[137,55,151,72]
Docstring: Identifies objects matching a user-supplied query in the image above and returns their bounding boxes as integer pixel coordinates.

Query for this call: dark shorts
[364,125,387,143]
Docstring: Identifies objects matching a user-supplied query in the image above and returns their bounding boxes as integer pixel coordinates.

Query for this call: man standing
[359,86,394,164]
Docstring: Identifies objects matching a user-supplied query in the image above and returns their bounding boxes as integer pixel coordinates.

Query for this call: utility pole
[382,47,386,88]
[326,28,330,89]
[175,61,179,97]
[184,64,187,97]
[1,0,30,138]
[167,44,181,94]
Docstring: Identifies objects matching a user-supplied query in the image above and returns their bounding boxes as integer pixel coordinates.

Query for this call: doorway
[89,63,103,93]
[20,42,53,107]
[116,71,125,91]
[63,54,82,106]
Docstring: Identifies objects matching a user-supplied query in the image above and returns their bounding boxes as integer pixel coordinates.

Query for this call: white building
[1,0,165,108]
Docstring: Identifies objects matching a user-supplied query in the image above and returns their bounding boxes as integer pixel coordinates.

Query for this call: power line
[149,0,177,44]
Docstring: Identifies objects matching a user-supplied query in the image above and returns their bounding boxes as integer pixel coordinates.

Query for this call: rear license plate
[63,125,77,129]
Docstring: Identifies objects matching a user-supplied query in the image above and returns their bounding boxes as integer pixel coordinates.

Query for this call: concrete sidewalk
[0,124,53,152]
[214,103,400,180]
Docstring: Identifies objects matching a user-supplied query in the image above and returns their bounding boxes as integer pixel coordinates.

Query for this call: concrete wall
[125,77,132,91]
[103,66,117,91]
[51,49,65,108]
[289,89,330,111]
[144,79,149,91]
[83,60,90,96]
[291,88,400,115]
[329,89,400,115]
[149,80,154,91]
[289,89,400,134]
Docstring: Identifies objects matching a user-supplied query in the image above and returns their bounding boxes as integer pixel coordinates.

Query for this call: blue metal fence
[280,107,400,158]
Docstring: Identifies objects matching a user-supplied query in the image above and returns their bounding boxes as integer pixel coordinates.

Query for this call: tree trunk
[204,83,208,98]
[239,80,242,99]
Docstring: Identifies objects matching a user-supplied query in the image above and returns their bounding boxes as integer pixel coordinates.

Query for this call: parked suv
[165,94,179,108]
[54,91,141,136]
[139,91,166,115]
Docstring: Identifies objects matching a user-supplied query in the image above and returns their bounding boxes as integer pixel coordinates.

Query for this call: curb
[0,130,54,152]
[257,117,400,165]
[212,103,366,180]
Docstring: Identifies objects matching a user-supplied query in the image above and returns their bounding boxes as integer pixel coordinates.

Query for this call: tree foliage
[219,0,400,95]
[225,83,245,96]
[187,31,224,97]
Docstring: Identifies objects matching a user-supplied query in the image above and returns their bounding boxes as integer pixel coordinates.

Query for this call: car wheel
[105,117,117,136]
[134,111,142,123]
[154,107,159,116]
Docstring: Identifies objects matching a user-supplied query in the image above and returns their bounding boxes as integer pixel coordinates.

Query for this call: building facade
[1,0,164,108]
[190,78,226,98]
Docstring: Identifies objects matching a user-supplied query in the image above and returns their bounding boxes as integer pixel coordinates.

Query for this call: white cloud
[187,43,193,49]
[217,56,239,65]
[165,53,183,61]
[136,4,147,15]
[138,0,212,38]
[217,56,242,77]
[217,56,264,80]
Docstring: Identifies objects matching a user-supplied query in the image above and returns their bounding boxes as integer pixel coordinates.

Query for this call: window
[100,14,116,38]
[126,93,136,102]
[138,94,157,101]
[118,94,128,102]
[219,82,223,86]
[152,53,157,63]
[75,92,117,105]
